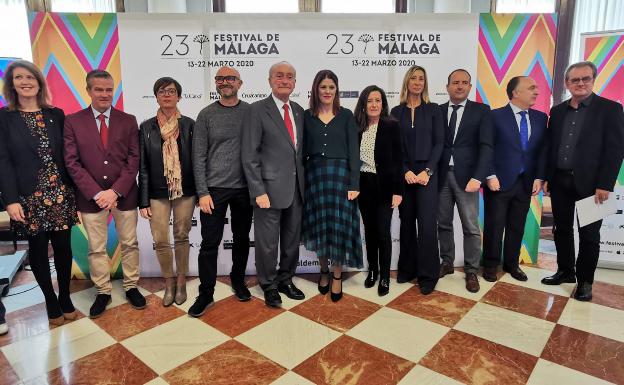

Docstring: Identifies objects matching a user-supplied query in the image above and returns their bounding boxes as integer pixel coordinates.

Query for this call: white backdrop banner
[117,13,479,276]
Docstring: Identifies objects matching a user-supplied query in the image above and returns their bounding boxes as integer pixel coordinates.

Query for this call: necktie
[448,104,462,144]
[98,114,108,148]
[519,111,528,151]
[282,103,295,144]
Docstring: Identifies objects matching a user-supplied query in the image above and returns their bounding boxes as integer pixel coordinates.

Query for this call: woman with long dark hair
[0,60,79,325]
[354,85,403,296]
[302,69,362,302]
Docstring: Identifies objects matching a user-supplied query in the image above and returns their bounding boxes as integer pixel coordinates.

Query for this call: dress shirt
[557,93,593,170]
[509,102,532,139]
[271,93,297,146]
[91,106,111,133]
[447,98,467,166]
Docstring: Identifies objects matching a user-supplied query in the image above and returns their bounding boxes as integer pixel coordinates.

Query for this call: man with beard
[189,66,253,316]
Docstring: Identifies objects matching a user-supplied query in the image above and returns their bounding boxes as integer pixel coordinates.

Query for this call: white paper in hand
[575,195,617,227]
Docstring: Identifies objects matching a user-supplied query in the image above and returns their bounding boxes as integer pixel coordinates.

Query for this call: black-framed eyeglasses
[157,88,177,96]
[215,76,239,83]
[568,76,593,85]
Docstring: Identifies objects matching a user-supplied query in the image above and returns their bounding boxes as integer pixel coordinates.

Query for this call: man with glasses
[189,66,253,316]
[242,61,306,308]
[541,61,624,301]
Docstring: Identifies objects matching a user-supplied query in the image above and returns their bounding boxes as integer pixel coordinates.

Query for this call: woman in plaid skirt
[302,70,363,302]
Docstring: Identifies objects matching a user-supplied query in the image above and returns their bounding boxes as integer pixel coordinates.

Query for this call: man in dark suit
[242,62,306,307]
[64,69,145,318]
[542,61,624,301]
[438,69,493,293]
[482,76,547,282]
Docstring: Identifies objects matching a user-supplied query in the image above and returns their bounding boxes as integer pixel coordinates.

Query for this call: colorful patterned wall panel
[477,13,558,263]
[583,32,624,186]
[29,12,124,278]
[0,57,20,107]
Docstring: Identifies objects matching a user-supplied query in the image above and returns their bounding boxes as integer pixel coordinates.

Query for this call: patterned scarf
[157,108,183,200]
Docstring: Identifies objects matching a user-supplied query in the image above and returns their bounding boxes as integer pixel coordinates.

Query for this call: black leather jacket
[138,115,196,208]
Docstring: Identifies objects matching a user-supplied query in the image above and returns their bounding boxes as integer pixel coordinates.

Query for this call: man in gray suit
[242,61,306,307]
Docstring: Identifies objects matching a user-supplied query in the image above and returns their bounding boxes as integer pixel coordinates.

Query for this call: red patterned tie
[282,104,295,144]
[98,114,108,148]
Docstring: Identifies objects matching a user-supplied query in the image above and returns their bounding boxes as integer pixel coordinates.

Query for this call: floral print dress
[11,111,78,237]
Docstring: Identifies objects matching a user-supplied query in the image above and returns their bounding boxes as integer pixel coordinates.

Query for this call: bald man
[190,66,253,316]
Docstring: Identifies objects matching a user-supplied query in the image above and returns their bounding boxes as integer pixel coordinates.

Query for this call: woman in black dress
[0,60,79,325]
[354,86,403,296]
[391,65,444,295]
[302,70,362,302]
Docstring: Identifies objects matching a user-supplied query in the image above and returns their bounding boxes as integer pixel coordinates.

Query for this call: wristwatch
[425,168,434,176]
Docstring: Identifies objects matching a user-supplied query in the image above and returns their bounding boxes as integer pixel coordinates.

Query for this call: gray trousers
[437,171,482,273]
[253,188,303,291]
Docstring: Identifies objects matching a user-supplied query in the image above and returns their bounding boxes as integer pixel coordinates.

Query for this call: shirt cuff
[486,175,496,180]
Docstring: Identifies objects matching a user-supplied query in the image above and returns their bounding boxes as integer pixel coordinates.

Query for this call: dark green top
[303,107,360,190]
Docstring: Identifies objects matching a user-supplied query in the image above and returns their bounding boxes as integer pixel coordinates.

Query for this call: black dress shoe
[378,278,389,296]
[264,289,282,308]
[277,283,305,300]
[419,285,434,295]
[365,270,378,288]
[232,282,252,302]
[331,273,343,302]
[483,266,498,282]
[503,266,528,281]
[126,288,147,309]
[541,271,576,285]
[573,282,593,301]
[89,294,112,318]
[396,272,413,284]
[188,294,214,317]
[318,268,330,295]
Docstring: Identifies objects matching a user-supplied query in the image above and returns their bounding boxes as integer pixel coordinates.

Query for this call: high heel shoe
[364,270,378,288]
[318,268,330,294]
[331,273,343,302]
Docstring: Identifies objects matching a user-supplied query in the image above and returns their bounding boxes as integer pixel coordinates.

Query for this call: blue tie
[519,111,529,151]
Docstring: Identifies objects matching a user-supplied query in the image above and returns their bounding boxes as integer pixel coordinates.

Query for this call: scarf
[157,108,183,200]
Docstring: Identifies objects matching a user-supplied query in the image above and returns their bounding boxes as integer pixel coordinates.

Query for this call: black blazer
[138,115,196,208]
[359,117,404,203]
[438,100,493,189]
[390,102,444,174]
[546,94,624,197]
[0,107,72,205]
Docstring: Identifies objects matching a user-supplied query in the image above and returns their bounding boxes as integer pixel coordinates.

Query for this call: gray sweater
[192,100,250,196]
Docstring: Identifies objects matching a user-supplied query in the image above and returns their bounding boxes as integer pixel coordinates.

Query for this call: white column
[433,0,471,13]
[147,0,187,13]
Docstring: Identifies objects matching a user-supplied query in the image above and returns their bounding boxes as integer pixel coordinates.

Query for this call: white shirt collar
[91,106,111,119]
[509,102,528,115]
[448,99,468,108]
[271,93,290,110]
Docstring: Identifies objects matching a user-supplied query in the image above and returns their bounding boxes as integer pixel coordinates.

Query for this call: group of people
[0,58,622,336]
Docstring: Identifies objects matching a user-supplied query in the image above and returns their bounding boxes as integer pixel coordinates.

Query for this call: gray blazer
[242,95,305,209]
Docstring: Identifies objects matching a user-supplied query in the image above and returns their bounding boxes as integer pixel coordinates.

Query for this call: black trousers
[27,229,73,317]
[483,178,531,269]
[358,172,394,279]
[198,188,253,295]
[551,170,602,283]
[398,174,439,287]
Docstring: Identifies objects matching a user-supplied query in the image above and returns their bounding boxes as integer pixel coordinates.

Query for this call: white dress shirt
[271,93,297,146]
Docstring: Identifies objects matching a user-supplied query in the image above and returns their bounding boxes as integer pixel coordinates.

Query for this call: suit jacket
[64,107,140,213]
[138,115,196,208]
[438,100,493,189]
[358,117,404,203]
[242,96,305,209]
[546,94,624,197]
[0,107,72,205]
[490,104,547,192]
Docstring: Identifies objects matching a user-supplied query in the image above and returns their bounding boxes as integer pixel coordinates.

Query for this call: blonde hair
[399,65,430,104]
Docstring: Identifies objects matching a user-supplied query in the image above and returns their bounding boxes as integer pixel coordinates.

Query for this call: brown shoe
[49,315,65,327]
[483,267,498,282]
[440,262,454,278]
[465,272,480,293]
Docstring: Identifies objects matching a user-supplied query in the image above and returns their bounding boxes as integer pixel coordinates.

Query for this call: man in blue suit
[482,76,547,282]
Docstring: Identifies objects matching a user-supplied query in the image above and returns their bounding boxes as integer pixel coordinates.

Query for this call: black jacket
[138,115,196,208]
[438,100,493,189]
[390,102,444,174]
[0,107,72,205]
[546,94,624,197]
[359,117,404,203]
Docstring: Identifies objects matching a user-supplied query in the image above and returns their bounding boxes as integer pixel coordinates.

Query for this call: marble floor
[0,252,623,385]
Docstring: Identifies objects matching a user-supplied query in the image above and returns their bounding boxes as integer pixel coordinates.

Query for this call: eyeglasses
[568,76,593,85]
[215,76,239,83]
[157,88,177,96]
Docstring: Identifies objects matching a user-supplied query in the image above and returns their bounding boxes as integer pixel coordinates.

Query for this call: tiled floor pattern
[0,253,623,384]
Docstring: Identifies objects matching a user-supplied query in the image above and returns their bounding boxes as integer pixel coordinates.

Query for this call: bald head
[215,66,242,103]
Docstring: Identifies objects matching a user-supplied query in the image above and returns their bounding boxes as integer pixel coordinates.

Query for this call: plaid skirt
[302,158,363,268]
